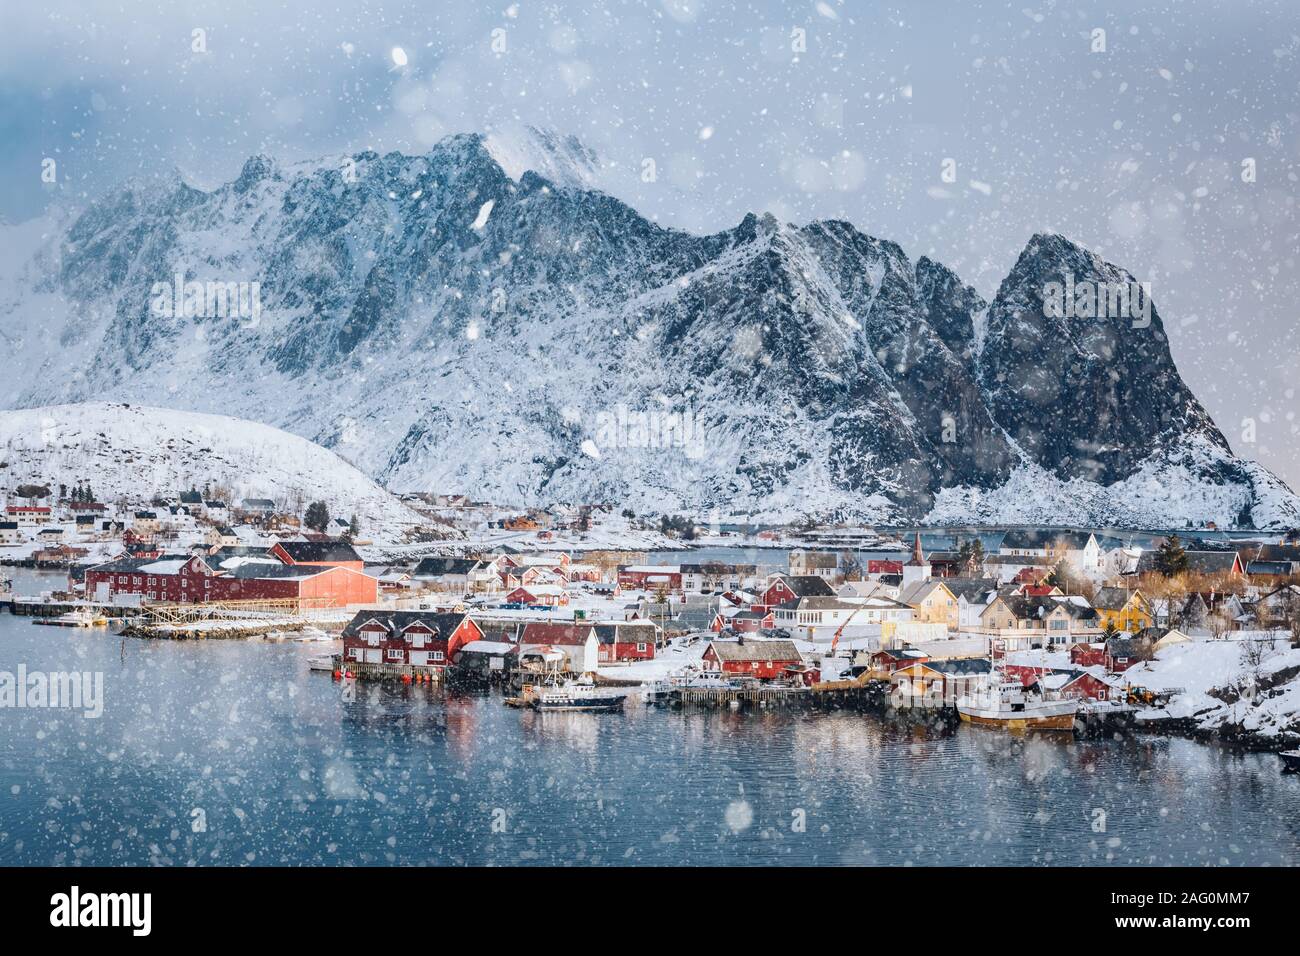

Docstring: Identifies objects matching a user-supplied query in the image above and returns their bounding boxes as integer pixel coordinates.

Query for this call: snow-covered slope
[0,132,1296,528]
[0,403,425,529]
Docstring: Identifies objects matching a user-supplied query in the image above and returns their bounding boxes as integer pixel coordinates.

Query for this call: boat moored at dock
[508,675,628,712]
[957,679,1078,732]
[33,610,110,628]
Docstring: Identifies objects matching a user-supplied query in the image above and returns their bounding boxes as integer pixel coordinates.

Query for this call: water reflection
[1,611,1298,866]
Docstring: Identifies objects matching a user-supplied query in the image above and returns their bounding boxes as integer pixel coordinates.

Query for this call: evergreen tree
[304,500,330,533]
[344,514,360,541]
[1154,535,1189,577]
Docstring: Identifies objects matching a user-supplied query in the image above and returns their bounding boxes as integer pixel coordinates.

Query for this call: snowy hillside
[1,132,1297,528]
[0,402,426,530]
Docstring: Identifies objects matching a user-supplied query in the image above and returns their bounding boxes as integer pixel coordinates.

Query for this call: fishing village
[3,487,1300,767]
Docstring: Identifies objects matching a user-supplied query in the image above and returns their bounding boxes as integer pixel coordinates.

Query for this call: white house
[998,530,1103,579]
[773,595,911,643]
[788,550,839,580]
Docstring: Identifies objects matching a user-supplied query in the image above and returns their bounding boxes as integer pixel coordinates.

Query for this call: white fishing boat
[307,654,337,672]
[957,679,1078,732]
[642,669,736,703]
[33,610,109,628]
[510,674,628,712]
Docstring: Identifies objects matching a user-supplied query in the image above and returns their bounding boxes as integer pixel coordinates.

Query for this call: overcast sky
[2,0,1298,486]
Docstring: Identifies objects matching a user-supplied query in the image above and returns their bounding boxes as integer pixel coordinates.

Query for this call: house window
[367,632,380,646]
[386,649,404,661]
[432,651,445,662]
[636,642,647,652]
[349,647,362,660]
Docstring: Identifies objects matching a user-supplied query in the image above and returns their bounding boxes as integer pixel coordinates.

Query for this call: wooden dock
[6,599,134,619]
[336,658,445,682]
[664,684,810,709]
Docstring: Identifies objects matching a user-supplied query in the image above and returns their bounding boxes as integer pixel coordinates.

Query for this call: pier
[5,598,134,619]
[117,597,344,639]
[662,683,810,709]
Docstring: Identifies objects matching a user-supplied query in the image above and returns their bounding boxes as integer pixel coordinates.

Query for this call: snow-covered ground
[0,402,426,533]
[596,635,709,682]
[1126,637,1300,740]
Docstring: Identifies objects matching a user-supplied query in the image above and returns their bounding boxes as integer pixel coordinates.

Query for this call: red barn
[701,638,803,680]
[594,622,657,662]
[342,611,482,668]
[270,540,364,571]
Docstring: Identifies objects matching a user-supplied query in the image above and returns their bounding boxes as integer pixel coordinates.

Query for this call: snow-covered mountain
[1,131,1296,528]
[0,403,425,530]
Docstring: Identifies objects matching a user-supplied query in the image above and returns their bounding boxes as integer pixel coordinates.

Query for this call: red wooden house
[868,647,929,673]
[501,565,563,589]
[1050,668,1119,701]
[756,574,835,611]
[727,609,774,633]
[867,559,903,576]
[505,584,569,606]
[342,611,482,668]
[519,622,594,647]
[701,638,803,680]
[617,565,682,590]
[594,622,657,662]
[1069,642,1108,667]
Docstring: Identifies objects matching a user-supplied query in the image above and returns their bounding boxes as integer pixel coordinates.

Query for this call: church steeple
[902,531,931,586]
[908,531,924,566]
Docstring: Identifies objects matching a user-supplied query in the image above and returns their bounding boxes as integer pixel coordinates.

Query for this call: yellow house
[1092,587,1152,633]
[897,579,958,630]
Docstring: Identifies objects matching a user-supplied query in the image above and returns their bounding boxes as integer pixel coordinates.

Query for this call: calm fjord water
[1,609,1297,867]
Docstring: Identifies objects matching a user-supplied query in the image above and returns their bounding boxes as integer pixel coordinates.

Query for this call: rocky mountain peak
[2,131,1295,529]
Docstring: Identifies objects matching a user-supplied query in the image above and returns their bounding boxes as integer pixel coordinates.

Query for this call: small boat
[1280,750,1300,773]
[643,670,735,704]
[957,680,1078,732]
[307,654,336,672]
[33,611,109,628]
[295,626,332,643]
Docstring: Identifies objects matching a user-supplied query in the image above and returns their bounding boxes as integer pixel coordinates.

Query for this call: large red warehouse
[84,552,377,608]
